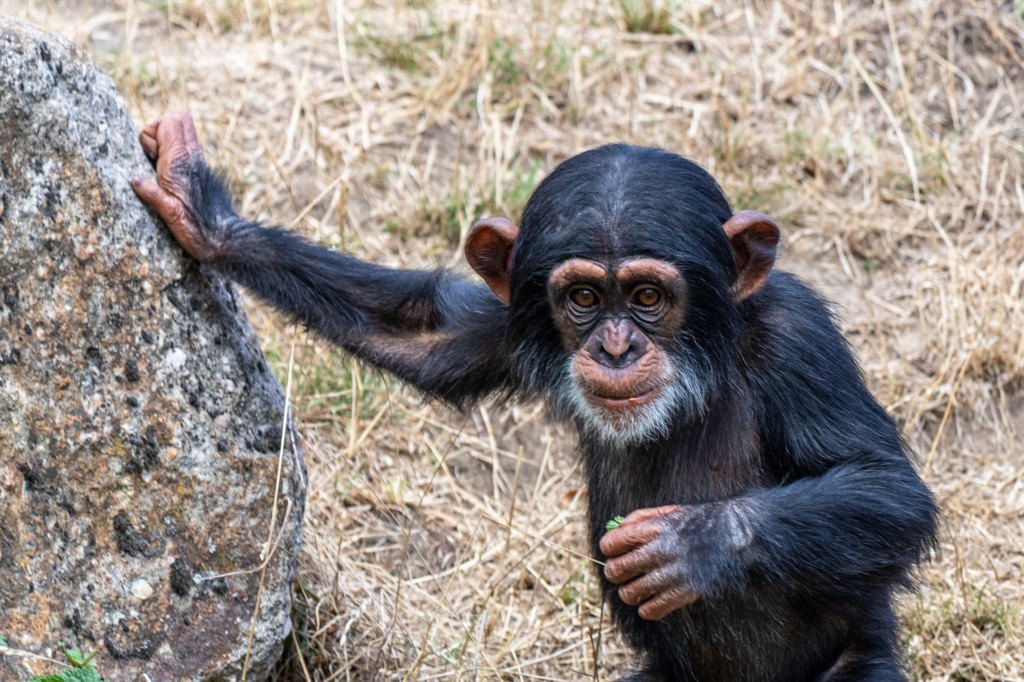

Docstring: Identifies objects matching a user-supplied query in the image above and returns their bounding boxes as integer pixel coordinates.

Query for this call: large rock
[0,18,305,681]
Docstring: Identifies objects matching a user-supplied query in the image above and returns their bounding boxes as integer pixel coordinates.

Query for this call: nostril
[601,332,633,359]
[593,321,643,367]
[602,344,625,359]
[599,343,636,368]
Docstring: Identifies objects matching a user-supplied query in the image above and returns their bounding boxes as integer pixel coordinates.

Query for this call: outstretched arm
[132,110,513,406]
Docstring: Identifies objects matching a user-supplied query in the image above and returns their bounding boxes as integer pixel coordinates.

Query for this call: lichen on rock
[0,17,305,681]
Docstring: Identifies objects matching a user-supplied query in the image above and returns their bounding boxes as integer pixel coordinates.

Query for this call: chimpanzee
[132,110,938,682]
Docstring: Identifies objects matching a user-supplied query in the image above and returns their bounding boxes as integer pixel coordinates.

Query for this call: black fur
[183,145,937,681]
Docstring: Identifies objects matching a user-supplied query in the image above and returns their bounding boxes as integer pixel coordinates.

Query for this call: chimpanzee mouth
[589,386,662,410]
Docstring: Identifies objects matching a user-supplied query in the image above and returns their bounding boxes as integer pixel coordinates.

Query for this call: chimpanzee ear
[465,217,519,304]
[723,210,780,301]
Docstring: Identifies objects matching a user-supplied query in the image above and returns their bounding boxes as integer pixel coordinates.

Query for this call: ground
[1,1,1021,680]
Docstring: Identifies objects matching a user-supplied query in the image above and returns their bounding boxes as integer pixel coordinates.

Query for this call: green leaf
[604,515,626,531]
[27,650,104,682]
[63,668,103,682]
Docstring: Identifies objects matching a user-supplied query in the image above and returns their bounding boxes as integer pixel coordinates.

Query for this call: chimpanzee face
[545,256,701,444]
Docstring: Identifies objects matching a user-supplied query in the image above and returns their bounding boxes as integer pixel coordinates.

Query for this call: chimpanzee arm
[601,275,938,618]
[131,111,512,406]
[201,168,512,405]
[737,276,938,594]
[736,454,934,598]
[602,451,935,621]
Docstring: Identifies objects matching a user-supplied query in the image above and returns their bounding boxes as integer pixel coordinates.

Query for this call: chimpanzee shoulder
[739,269,908,475]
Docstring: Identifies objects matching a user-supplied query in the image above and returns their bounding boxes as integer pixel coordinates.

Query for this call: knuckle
[632,546,659,568]
[642,567,667,590]
[638,603,663,621]
[622,574,659,605]
[167,202,191,226]
[648,537,670,558]
[139,184,161,203]
[618,586,641,606]
[670,586,697,606]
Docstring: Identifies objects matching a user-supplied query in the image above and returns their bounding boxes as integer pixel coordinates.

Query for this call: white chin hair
[563,358,706,447]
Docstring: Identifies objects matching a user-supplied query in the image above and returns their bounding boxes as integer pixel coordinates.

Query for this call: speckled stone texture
[0,18,305,681]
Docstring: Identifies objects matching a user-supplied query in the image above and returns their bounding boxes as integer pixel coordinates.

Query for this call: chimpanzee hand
[599,503,751,621]
[131,109,226,262]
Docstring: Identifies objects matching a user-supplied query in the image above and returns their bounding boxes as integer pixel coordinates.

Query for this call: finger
[604,545,660,584]
[139,130,158,160]
[637,587,698,621]
[617,569,670,606]
[599,521,660,558]
[167,108,202,157]
[132,177,185,225]
[182,115,202,157]
[619,505,683,526]
[141,116,165,147]
[146,111,186,155]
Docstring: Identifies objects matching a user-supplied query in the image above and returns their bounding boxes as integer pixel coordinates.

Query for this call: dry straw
[4,0,1022,679]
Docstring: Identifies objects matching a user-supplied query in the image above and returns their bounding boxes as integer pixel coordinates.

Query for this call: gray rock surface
[0,17,305,681]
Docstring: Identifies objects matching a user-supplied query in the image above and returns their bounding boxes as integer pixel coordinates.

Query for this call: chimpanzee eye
[569,287,599,308]
[632,286,662,308]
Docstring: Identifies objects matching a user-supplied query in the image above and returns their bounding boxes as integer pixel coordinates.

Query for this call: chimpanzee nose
[598,320,639,368]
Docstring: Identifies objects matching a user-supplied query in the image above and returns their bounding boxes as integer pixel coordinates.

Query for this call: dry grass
[4,0,1022,679]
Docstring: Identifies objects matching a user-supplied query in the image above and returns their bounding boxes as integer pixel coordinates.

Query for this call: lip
[590,386,660,409]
